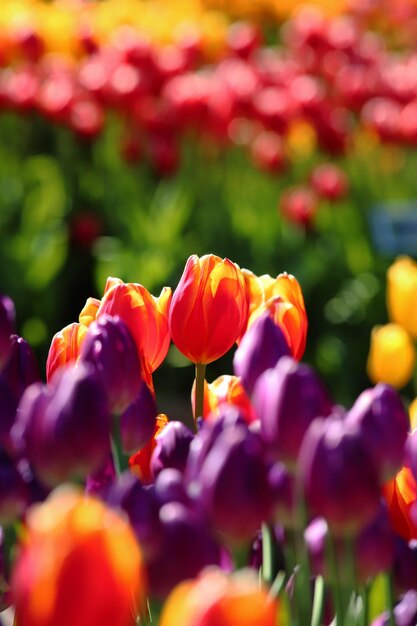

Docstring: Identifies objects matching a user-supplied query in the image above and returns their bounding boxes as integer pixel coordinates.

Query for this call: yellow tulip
[367,323,415,389]
[387,256,417,339]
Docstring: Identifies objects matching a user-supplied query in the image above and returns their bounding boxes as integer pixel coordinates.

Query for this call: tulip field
[4,1,417,625]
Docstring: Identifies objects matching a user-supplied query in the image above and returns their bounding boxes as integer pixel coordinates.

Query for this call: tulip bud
[108,471,161,559]
[2,335,39,403]
[15,364,111,487]
[0,378,17,452]
[0,449,30,525]
[367,324,415,390]
[233,313,290,396]
[280,186,317,229]
[148,502,220,599]
[387,256,417,339]
[169,254,249,364]
[97,280,172,376]
[150,421,194,478]
[393,537,417,593]
[46,322,87,383]
[198,427,272,541]
[154,468,191,507]
[120,382,157,454]
[192,375,256,423]
[253,356,333,466]
[0,295,15,370]
[159,567,279,626]
[310,163,349,201]
[80,315,143,415]
[11,488,147,626]
[299,417,380,535]
[346,384,408,482]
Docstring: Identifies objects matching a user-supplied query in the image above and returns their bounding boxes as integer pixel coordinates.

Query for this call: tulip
[2,336,40,403]
[253,356,333,466]
[11,488,147,626]
[280,186,318,229]
[85,455,116,500]
[233,312,290,396]
[159,567,279,626]
[120,381,157,454]
[79,297,100,327]
[15,364,111,487]
[192,375,256,423]
[346,384,409,481]
[310,163,349,201]
[387,256,417,339]
[367,324,415,389]
[129,414,168,484]
[0,377,17,452]
[383,463,417,542]
[0,449,30,525]
[147,502,221,599]
[154,468,192,507]
[393,537,417,593]
[150,421,194,478]
[46,322,87,383]
[243,272,308,361]
[80,315,143,415]
[198,426,272,541]
[169,254,249,365]
[97,279,171,375]
[108,471,161,559]
[299,417,380,535]
[0,295,15,370]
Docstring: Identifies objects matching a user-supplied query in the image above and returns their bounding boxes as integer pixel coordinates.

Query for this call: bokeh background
[2,0,417,414]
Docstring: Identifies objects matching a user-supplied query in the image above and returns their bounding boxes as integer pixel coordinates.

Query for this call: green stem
[194,363,207,424]
[326,533,344,626]
[310,576,325,626]
[262,523,275,587]
[386,572,396,626]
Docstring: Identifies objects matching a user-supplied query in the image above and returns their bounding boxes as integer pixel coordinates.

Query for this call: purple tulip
[0,378,17,453]
[108,471,161,559]
[154,468,192,507]
[0,449,29,525]
[371,591,417,626]
[85,454,116,500]
[268,461,296,528]
[198,426,272,541]
[150,421,194,478]
[0,296,15,371]
[406,431,417,487]
[186,405,247,486]
[299,417,380,535]
[253,356,333,467]
[305,505,394,583]
[147,501,221,599]
[2,336,39,404]
[346,384,409,482]
[233,313,290,396]
[14,363,111,487]
[120,381,157,454]
[80,315,142,415]
[393,537,417,593]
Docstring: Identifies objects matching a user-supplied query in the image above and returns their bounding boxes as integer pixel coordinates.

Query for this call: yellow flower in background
[367,323,416,390]
[387,256,417,339]
[409,397,417,431]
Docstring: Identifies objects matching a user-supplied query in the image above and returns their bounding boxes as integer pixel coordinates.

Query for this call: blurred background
[1,0,417,413]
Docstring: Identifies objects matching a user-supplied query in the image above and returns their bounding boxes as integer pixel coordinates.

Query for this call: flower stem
[262,523,275,587]
[194,363,207,423]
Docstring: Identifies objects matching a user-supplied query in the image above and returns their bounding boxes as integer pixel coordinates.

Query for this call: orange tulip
[169,255,249,365]
[159,567,280,626]
[383,465,417,541]
[11,488,147,626]
[192,375,256,423]
[129,414,169,484]
[79,297,100,327]
[46,322,88,383]
[97,279,172,373]
[243,272,308,361]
